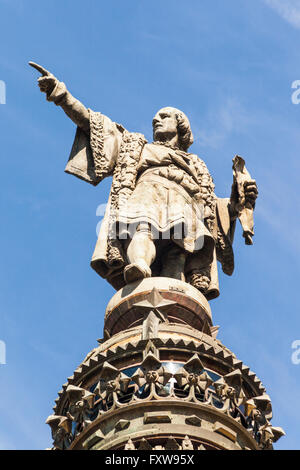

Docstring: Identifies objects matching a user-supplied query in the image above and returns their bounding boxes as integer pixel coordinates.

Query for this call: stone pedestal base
[46,279,284,451]
[104,277,212,338]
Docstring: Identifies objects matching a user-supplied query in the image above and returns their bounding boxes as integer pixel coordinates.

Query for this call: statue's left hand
[244,180,258,208]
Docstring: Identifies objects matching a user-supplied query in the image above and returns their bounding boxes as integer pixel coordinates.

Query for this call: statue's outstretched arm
[29,62,90,134]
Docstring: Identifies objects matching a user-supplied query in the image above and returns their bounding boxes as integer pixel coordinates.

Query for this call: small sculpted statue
[30,62,258,300]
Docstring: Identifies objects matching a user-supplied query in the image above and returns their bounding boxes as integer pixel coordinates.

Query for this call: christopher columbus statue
[30,62,258,300]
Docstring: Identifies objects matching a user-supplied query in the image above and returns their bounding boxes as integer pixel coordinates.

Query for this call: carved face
[152,107,178,142]
[146,370,159,383]
[106,380,117,392]
[72,400,85,413]
[188,373,198,385]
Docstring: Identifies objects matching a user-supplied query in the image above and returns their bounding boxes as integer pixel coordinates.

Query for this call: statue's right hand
[29,61,58,96]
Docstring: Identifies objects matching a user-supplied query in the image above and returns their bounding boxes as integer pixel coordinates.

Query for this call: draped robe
[64,110,236,299]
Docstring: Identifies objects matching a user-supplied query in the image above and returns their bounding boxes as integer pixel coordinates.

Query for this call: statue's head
[152,107,194,151]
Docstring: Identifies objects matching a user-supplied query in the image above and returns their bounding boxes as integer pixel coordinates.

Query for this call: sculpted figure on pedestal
[30,62,258,299]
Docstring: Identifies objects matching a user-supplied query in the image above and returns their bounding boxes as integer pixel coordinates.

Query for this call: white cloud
[256,172,300,255]
[264,0,300,29]
[194,98,250,149]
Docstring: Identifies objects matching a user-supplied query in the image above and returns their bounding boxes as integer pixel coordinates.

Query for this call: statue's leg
[160,245,187,281]
[185,243,216,296]
[187,267,211,294]
[124,223,156,284]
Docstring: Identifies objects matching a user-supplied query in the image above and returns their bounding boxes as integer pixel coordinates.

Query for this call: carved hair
[174,108,194,151]
[153,107,194,151]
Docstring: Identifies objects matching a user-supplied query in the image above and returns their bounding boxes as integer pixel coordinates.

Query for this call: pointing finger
[29,61,51,76]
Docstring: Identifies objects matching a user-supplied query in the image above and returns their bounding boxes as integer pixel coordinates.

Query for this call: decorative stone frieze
[46,278,284,451]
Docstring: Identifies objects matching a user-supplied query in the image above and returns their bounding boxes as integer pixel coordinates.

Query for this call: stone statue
[29,62,258,300]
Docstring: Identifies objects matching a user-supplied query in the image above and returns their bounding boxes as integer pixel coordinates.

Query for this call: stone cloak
[64,111,235,298]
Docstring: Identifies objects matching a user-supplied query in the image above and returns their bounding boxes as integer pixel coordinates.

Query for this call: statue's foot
[124,261,151,284]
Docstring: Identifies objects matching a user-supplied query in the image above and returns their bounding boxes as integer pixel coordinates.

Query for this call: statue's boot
[124,259,152,284]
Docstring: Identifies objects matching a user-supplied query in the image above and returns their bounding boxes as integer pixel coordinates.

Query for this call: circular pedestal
[47,280,285,451]
[50,322,269,451]
[104,277,212,337]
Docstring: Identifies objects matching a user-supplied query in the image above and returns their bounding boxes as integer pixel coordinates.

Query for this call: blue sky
[0,0,299,450]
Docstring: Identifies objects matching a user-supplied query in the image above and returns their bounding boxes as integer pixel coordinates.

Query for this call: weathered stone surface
[104,277,212,336]
[29,62,284,452]
[213,422,237,443]
[30,60,258,299]
[185,415,202,427]
[143,411,172,424]
[82,430,104,450]
[49,323,284,451]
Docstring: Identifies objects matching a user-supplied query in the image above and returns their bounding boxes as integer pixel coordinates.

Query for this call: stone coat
[65,111,235,298]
